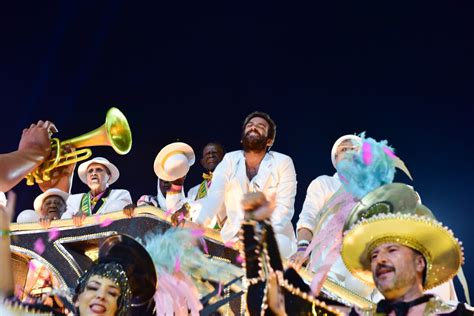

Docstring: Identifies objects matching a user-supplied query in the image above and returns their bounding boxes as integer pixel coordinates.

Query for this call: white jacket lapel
[252,153,273,192]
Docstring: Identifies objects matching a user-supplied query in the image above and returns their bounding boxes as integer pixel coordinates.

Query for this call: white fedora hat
[331,134,361,168]
[33,188,69,213]
[78,157,120,185]
[153,142,195,182]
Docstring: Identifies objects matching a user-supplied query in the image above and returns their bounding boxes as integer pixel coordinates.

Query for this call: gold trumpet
[26,107,132,185]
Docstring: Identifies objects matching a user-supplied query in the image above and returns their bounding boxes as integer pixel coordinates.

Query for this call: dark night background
[1,2,473,301]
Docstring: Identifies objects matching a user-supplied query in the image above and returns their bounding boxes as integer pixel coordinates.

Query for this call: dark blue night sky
[1,1,473,300]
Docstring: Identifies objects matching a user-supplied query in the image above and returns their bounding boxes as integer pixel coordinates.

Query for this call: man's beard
[241,131,268,152]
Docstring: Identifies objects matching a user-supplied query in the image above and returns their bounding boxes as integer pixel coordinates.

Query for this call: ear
[267,138,274,147]
[415,254,426,273]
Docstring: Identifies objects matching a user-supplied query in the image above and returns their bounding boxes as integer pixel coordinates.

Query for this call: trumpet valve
[43,171,51,182]
[26,174,35,186]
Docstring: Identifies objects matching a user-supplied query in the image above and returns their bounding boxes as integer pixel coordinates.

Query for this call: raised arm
[0,121,55,192]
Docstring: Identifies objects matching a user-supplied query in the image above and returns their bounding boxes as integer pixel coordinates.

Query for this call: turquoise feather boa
[336,133,396,199]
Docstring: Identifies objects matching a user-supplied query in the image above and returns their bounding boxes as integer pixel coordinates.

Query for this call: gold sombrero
[341,183,464,290]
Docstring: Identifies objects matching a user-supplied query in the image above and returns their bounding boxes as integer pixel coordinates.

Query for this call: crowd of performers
[0,111,473,315]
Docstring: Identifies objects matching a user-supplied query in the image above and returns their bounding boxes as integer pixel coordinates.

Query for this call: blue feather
[336,133,396,199]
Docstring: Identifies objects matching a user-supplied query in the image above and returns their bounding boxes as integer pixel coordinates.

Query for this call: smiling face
[76,275,120,316]
[40,195,66,220]
[241,117,274,152]
[200,143,224,172]
[86,163,111,193]
[370,242,426,300]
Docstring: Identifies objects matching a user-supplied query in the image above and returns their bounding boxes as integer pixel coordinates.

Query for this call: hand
[0,191,16,230]
[18,120,57,156]
[123,203,136,218]
[171,206,189,227]
[72,212,86,227]
[38,144,76,192]
[289,249,310,271]
[39,217,52,230]
[242,192,276,221]
[267,272,286,316]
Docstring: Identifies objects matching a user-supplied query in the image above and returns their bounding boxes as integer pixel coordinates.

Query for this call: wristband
[0,229,10,237]
[297,240,310,247]
[297,247,308,252]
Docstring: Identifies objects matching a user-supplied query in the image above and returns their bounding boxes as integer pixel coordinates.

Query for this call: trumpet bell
[105,107,132,155]
[62,107,132,155]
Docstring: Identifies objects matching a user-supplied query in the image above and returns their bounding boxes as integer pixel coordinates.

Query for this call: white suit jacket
[192,150,297,258]
[187,184,200,201]
[61,189,132,219]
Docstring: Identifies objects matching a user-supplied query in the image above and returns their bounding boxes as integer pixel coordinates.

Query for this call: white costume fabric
[192,150,297,258]
[187,184,200,201]
[296,173,341,232]
[187,182,219,228]
[16,210,40,223]
[296,173,376,298]
[137,179,187,212]
[61,189,132,219]
[156,180,187,211]
[296,173,373,299]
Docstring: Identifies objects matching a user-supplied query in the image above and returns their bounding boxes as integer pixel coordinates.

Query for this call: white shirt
[61,189,132,219]
[191,150,297,258]
[296,173,375,299]
[187,184,200,201]
[296,173,341,232]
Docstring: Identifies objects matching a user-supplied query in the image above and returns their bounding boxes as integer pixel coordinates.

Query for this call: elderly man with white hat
[17,188,69,228]
[291,134,361,266]
[61,157,132,224]
[137,142,195,213]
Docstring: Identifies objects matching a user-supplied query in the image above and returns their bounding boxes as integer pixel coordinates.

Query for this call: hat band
[161,150,186,170]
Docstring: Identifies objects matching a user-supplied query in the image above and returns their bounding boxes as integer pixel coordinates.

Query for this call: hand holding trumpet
[0,120,60,192]
[18,120,57,157]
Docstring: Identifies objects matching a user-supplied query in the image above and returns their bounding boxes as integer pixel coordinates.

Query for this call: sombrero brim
[153,142,195,181]
[341,213,463,290]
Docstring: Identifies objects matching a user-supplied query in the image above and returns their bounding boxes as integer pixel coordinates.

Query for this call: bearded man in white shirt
[174,111,297,258]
